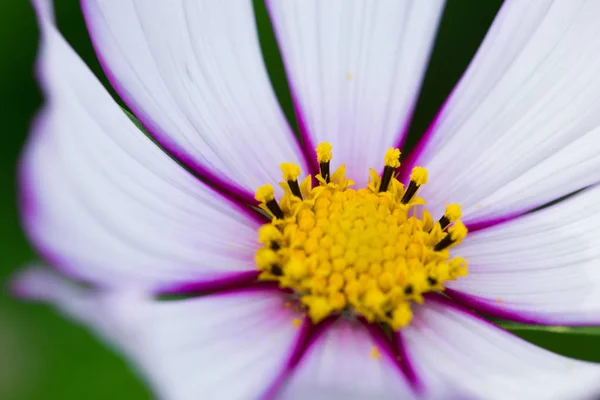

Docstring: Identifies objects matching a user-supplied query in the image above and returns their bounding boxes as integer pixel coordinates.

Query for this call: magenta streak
[425,292,524,332]
[468,184,600,233]
[291,92,320,177]
[445,289,600,327]
[18,126,263,294]
[185,280,286,299]
[261,316,335,400]
[393,90,527,234]
[364,320,424,395]
[79,0,271,225]
[465,212,522,233]
[158,271,262,295]
[21,165,263,295]
[264,0,319,178]
[19,110,265,295]
[396,104,446,183]
[376,102,419,180]
[391,102,419,155]
[425,292,587,338]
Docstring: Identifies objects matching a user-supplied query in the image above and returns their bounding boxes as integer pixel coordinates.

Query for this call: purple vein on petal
[19,115,264,291]
[445,289,600,328]
[387,102,418,172]
[261,316,335,400]
[396,103,446,184]
[364,320,424,395]
[263,0,320,178]
[396,0,510,184]
[466,186,592,233]
[158,271,263,297]
[379,98,420,180]
[445,289,543,325]
[79,0,266,222]
[425,291,555,334]
[290,93,320,177]
[465,213,521,233]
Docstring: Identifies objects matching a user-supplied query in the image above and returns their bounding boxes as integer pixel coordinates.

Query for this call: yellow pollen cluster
[255,143,468,330]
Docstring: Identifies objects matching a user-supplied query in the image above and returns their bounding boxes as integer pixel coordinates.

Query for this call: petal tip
[8,265,56,301]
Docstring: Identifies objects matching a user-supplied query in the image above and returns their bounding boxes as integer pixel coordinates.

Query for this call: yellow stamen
[316,142,333,163]
[379,149,402,193]
[253,146,468,330]
[438,204,462,230]
[280,162,304,200]
[281,163,301,181]
[383,148,401,168]
[410,166,428,186]
[444,204,462,222]
[316,142,334,184]
[255,184,275,203]
[448,221,468,242]
[400,166,428,204]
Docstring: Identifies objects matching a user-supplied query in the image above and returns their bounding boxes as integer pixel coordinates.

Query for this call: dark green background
[1,1,598,399]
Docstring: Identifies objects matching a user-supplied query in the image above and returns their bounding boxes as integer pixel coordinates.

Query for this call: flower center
[254,143,468,330]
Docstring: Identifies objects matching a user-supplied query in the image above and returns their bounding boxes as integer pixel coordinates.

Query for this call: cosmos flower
[12,0,600,399]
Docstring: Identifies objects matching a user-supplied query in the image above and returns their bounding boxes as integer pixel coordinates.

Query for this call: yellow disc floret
[410,166,429,186]
[448,221,468,241]
[255,184,276,203]
[254,143,468,330]
[316,142,333,163]
[384,148,401,168]
[444,204,462,222]
[281,163,301,182]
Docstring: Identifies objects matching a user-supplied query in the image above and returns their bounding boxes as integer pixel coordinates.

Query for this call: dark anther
[427,277,438,286]
[320,161,331,183]
[266,199,284,220]
[400,181,419,204]
[404,285,414,295]
[379,166,395,192]
[438,215,450,230]
[288,179,303,199]
[434,234,454,251]
[271,265,283,276]
[270,241,281,250]
[385,310,393,318]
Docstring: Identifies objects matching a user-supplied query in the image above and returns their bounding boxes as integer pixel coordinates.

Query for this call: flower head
[255,145,468,330]
[12,0,600,399]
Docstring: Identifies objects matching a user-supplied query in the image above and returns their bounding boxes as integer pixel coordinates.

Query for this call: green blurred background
[1,1,599,399]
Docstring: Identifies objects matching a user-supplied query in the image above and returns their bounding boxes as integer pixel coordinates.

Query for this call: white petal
[446,185,600,325]
[25,1,261,290]
[82,0,308,199]
[267,0,445,187]
[13,267,304,400]
[399,296,600,400]
[277,320,417,400]
[407,0,600,224]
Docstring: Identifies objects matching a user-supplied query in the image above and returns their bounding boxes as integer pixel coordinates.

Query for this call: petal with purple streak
[273,319,418,400]
[81,0,308,204]
[12,267,305,400]
[404,0,600,228]
[446,185,600,326]
[24,1,261,290]
[398,295,600,400]
[267,0,445,188]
